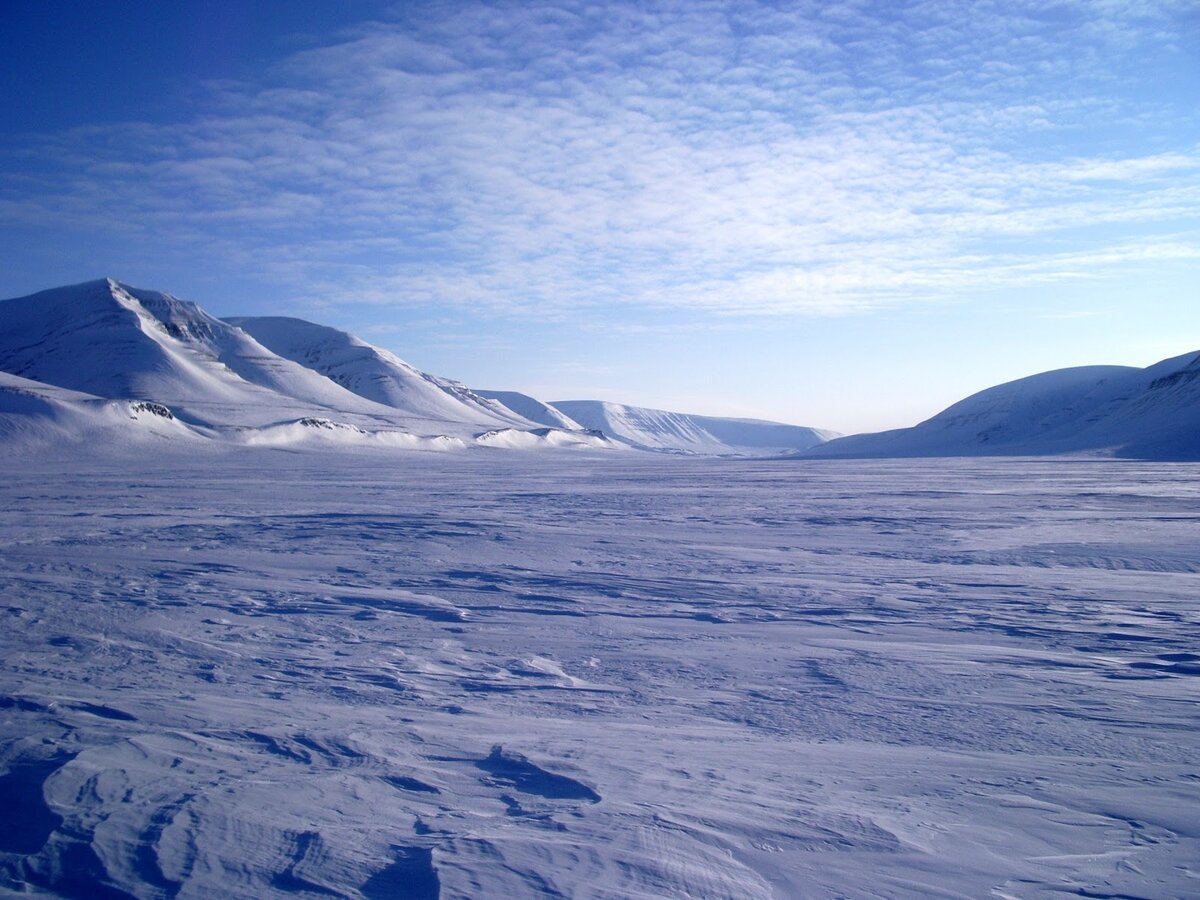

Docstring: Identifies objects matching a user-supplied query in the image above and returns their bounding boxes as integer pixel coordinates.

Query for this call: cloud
[1,0,1197,317]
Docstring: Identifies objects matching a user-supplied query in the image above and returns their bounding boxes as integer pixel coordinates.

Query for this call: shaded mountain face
[808,353,1200,461]
[227,317,531,428]
[549,400,837,456]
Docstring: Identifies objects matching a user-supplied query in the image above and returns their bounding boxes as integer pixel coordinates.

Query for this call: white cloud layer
[2,0,1197,316]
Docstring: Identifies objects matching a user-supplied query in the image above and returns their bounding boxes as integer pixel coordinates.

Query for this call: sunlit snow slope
[0,371,200,447]
[0,280,613,451]
[552,400,837,455]
[809,351,1200,460]
[228,317,532,428]
[474,390,584,430]
[0,279,395,428]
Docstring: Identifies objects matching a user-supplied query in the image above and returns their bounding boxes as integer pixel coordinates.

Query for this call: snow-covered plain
[1,449,1197,898]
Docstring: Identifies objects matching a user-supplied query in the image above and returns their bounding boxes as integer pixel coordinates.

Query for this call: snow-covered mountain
[0,279,397,428]
[474,390,584,431]
[227,317,530,429]
[550,400,837,456]
[0,279,603,452]
[0,278,840,456]
[808,351,1200,460]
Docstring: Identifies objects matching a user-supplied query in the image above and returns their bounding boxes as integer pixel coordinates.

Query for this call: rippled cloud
[2,0,1197,316]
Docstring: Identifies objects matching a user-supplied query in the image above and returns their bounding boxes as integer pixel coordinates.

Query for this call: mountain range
[1,278,1195,459]
[0,279,835,456]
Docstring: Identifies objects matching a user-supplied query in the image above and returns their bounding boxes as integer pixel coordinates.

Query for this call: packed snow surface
[551,400,837,455]
[1,450,1197,898]
[811,352,1200,460]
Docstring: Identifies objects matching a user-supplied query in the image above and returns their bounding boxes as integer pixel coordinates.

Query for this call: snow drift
[0,371,200,449]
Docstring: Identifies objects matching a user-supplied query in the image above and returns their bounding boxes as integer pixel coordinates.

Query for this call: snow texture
[0,451,1197,898]
[810,353,1200,460]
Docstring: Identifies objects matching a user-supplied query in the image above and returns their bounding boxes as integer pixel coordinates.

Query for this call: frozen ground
[0,452,1197,898]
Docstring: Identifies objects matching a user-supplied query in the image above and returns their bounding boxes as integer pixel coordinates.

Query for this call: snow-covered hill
[474,390,584,430]
[228,317,531,429]
[808,351,1200,460]
[0,279,396,428]
[0,371,201,449]
[550,400,837,456]
[0,277,838,457]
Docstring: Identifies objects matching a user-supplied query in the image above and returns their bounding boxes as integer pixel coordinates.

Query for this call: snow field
[0,454,1197,898]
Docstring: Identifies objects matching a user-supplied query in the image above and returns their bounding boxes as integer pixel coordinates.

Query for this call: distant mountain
[227,316,531,428]
[474,390,583,431]
[550,400,837,456]
[25,277,1189,461]
[807,351,1200,460]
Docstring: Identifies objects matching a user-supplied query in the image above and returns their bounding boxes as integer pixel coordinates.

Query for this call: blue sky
[2,0,1198,433]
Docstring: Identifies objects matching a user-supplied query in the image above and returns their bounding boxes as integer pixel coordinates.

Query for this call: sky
[1,0,1198,434]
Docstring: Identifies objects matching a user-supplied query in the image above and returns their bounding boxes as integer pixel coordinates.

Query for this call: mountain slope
[0,279,398,427]
[808,351,1200,460]
[474,390,583,430]
[550,400,836,456]
[0,371,200,449]
[227,316,528,428]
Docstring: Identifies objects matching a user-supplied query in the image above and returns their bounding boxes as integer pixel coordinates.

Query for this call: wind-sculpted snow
[1,453,1197,897]
[474,426,615,450]
[811,351,1200,460]
[551,399,837,455]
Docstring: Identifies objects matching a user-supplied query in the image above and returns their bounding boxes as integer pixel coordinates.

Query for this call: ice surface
[1,450,1197,898]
